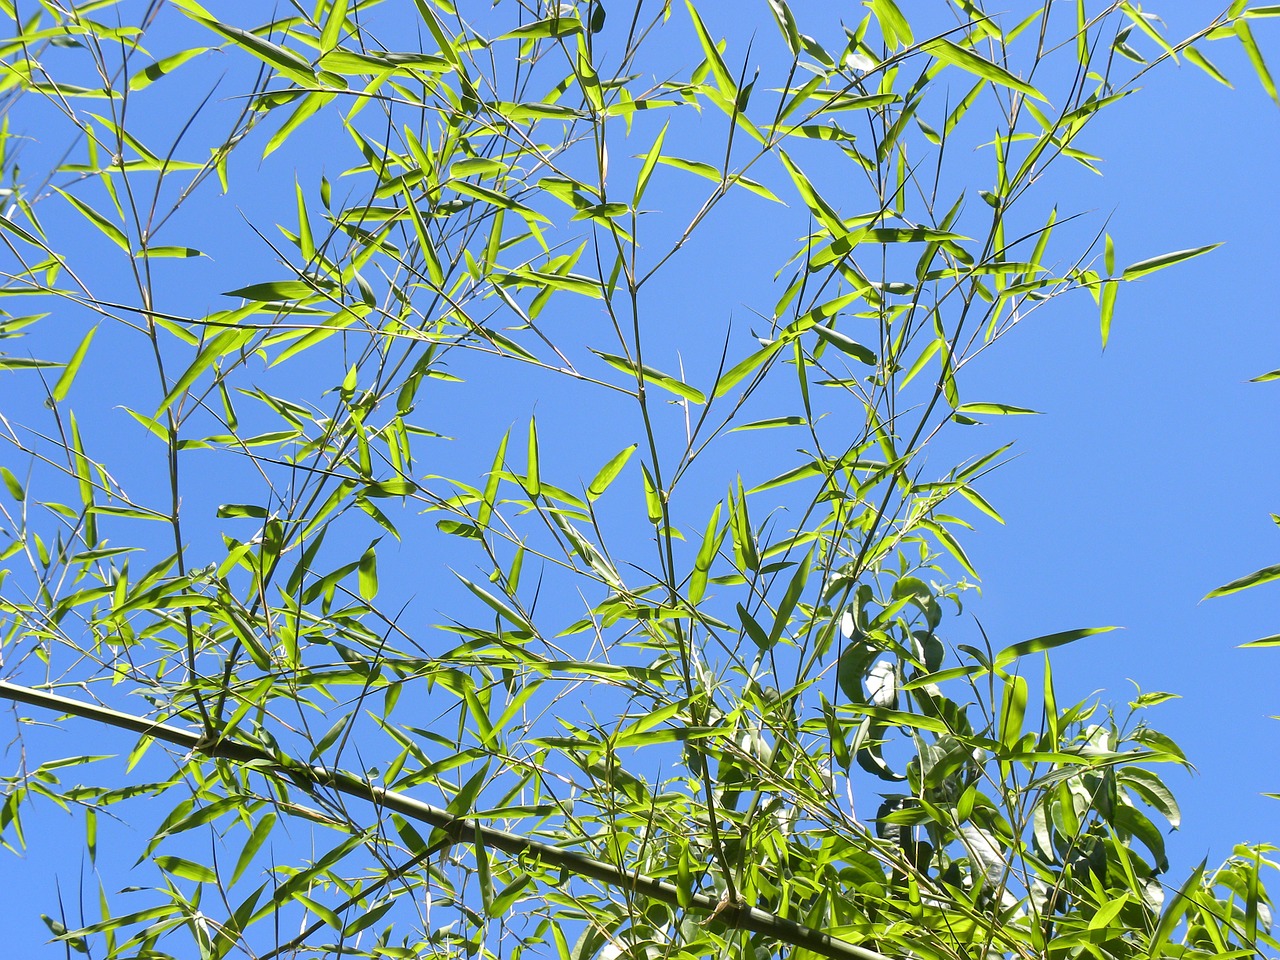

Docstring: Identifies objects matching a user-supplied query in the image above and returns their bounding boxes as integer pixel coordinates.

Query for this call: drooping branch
[0,680,891,960]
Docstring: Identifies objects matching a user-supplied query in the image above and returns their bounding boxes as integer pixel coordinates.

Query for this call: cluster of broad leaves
[0,1,1278,959]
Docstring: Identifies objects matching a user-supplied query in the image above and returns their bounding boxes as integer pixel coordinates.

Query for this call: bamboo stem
[0,679,892,960]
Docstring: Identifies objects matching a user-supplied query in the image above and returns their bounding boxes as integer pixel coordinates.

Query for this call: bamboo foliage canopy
[0,2,1278,959]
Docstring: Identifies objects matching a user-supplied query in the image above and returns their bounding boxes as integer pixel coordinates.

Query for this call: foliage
[1,2,1278,959]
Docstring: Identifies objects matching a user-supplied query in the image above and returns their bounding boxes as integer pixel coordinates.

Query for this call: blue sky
[1,1,1278,954]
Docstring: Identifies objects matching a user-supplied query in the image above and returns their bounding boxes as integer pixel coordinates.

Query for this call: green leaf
[765,0,802,55]
[592,350,706,403]
[640,463,663,525]
[654,156,781,202]
[199,17,318,86]
[953,402,1040,416]
[436,519,482,539]
[1121,242,1221,280]
[156,328,251,417]
[55,188,130,252]
[867,0,913,48]
[1240,634,1280,648]
[689,503,723,605]
[713,341,782,398]
[137,245,206,258]
[216,504,268,519]
[478,431,509,528]
[769,548,812,645]
[52,326,97,403]
[998,674,1027,750]
[777,149,843,235]
[456,573,534,633]
[686,0,735,98]
[1149,860,1205,954]
[1204,562,1280,599]
[358,540,379,600]
[526,416,541,499]
[587,444,637,500]
[154,855,217,883]
[1099,278,1118,349]
[1183,45,1232,86]
[1249,367,1280,382]
[0,467,23,501]
[499,16,583,40]
[921,38,1048,102]
[363,480,418,497]
[452,181,550,224]
[737,603,773,650]
[128,47,210,90]
[813,324,876,365]
[320,0,349,52]
[1235,18,1279,104]
[994,626,1118,668]
[729,415,805,432]
[633,121,669,207]
[224,280,321,302]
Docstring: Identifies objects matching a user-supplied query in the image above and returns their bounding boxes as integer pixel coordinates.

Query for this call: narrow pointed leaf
[995,626,1118,668]
[1204,562,1280,599]
[1121,243,1221,280]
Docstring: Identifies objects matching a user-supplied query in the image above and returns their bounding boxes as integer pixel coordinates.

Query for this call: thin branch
[0,679,893,960]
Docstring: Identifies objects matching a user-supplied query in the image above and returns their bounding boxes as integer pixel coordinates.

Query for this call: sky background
[1,1,1278,954]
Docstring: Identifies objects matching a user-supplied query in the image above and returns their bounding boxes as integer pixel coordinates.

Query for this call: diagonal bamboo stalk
[0,679,892,960]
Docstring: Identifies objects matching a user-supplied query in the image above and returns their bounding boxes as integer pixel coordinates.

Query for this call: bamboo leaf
[714,341,782,398]
[995,626,1118,668]
[953,402,1041,416]
[456,573,534,633]
[633,121,669,207]
[592,350,706,403]
[224,280,323,302]
[526,416,541,498]
[640,463,663,525]
[921,38,1048,102]
[1121,243,1221,280]
[1235,18,1278,104]
[686,1,736,98]
[51,326,97,402]
[1204,562,1280,599]
[358,540,379,600]
[813,324,876,365]
[198,17,318,86]
[587,444,637,500]
[55,188,130,252]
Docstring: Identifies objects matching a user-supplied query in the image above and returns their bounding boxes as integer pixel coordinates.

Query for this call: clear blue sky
[1,2,1278,954]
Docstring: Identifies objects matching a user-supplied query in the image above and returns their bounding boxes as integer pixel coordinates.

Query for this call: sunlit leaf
[994,626,1118,668]
[1204,562,1280,599]
[1121,242,1221,280]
